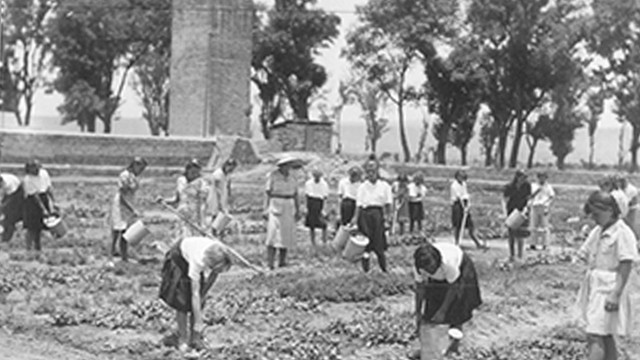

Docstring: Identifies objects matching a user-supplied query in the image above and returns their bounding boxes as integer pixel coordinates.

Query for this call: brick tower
[170,0,253,137]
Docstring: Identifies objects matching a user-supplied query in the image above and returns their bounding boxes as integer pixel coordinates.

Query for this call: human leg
[309,227,316,247]
[375,249,388,273]
[111,230,123,257]
[278,248,288,267]
[587,334,606,360]
[516,236,524,259]
[507,231,515,260]
[176,311,189,350]
[603,335,617,360]
[267,245,276,270]
[120,234,129,262]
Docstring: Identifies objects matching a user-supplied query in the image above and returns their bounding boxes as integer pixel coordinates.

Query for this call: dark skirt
[23,193,50,231]
[340,198,356,225]
[420,253,482,326]
[159,243,204,313]
[409,201,424,222]
[305,196,326,229]
[2,186,24,225]
[451,201,474,230]
[357,207,388,254]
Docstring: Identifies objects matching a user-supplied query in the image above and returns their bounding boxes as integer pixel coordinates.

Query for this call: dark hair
[413,242,442,272]
[25,159,41,174]
[583,190,620,217]
[224,158,238,168]
[128,157,148,170]
[397,173,409,182]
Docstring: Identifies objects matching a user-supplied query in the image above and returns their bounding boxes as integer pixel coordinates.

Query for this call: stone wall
[270,121,333,154]
[0,130,260,167]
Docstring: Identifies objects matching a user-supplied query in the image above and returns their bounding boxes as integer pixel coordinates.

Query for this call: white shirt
[305,178,329,199]
[414,242,464,284]
[356,180,393,208]
[338,177,360,200]
[23,169,52,196]
[0,173,21,197]
[408,183,427,202]
[209,168,230,214]
[450,180,470,204]
[530,182,555,207]
[180,236,228,281]
[623,184,638,206]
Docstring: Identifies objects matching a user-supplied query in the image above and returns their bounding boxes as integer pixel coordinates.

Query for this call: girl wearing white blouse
[22,159,55,251]
[304,170,329,246]
[576,191,638,360]
[413,240,482,357]
[337,167,362,226]
[159,236,232,352]
[163,160,209,239]
[349,160,393,273]
[529,172,555,250]
[408,173,427,233]
[450,170,484,249]
[208,158,237,236]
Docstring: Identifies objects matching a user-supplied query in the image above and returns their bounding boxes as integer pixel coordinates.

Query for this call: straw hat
[276,155,301,167]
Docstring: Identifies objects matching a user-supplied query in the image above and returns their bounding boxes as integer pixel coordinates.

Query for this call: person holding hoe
[110,157,147,261]
[450,170,484,249]
[163,159,209,240]
[159,235,233,353]
[576,190,639,360]
[412,239,482,358]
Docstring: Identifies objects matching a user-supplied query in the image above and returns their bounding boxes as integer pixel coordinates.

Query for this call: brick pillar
[169,0,253,137]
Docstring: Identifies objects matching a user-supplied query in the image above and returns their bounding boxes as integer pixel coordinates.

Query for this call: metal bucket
[342,234,369,262]
[331,225,351,252]
[505,209,526,230]
[44,216,67,238]
[123,219,151,246]
[212,212,233,233]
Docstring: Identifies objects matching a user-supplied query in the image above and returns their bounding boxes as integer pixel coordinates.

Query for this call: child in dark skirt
[159,236,232,352]
[412,240,482,357]
[304,170,330,247]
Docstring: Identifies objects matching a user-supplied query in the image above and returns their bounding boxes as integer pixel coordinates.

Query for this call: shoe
[190,331,206,351]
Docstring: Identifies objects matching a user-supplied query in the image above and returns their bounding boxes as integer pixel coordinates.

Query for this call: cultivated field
[0,160,639,360]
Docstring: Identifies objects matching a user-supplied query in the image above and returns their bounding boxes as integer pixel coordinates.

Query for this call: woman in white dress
[163,159,209,239]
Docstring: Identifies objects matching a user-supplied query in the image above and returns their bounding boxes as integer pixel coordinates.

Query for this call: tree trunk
[86,113,96,133]
[397,100,411,162]
[630,125,640,172]
[527,140,538,169]
[483,145,493,167]
[556,155,566,170]
[509,117,525,168]
[588,133,595,168]
[497,132,508,168]
[102,118,112,134]
[12,109,23,127]
[460,147,467,166]
[24,98,33,127]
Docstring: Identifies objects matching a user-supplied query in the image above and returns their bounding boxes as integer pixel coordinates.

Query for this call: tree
[468,0,586,168]
[479,111,499,167]
[585,90,605,168]
[130,0,171,136]
[342,74,389,154]
[352,0,460,162]
[584,0,640,170]
[450,103,480,166]
[2,0,54,126]
[525,115,548,168]
[415,113,429,163]
[133,49,170,136]
[343,25,417,162]
[251,0,340,138]
[48,0,170,133]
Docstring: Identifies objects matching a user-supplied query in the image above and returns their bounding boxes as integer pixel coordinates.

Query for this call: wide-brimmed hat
[276,155,302,168]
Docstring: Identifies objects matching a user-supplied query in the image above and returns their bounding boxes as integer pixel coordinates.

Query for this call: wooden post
[420,324,443,360]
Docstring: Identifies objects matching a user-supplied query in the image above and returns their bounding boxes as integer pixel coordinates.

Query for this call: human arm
[605,260,633,311]
[414,281,426,333]
[294,189,301,221]
[431,284,459,323]
[200,271,220,307]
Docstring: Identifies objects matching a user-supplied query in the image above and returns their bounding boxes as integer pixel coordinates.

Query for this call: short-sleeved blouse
[503,182,531,213]
[266,170,297,197]
[579,219,639,271]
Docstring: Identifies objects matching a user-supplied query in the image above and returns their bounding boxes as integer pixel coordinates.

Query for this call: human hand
[604,293,620,312]
[431,311,445,323]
